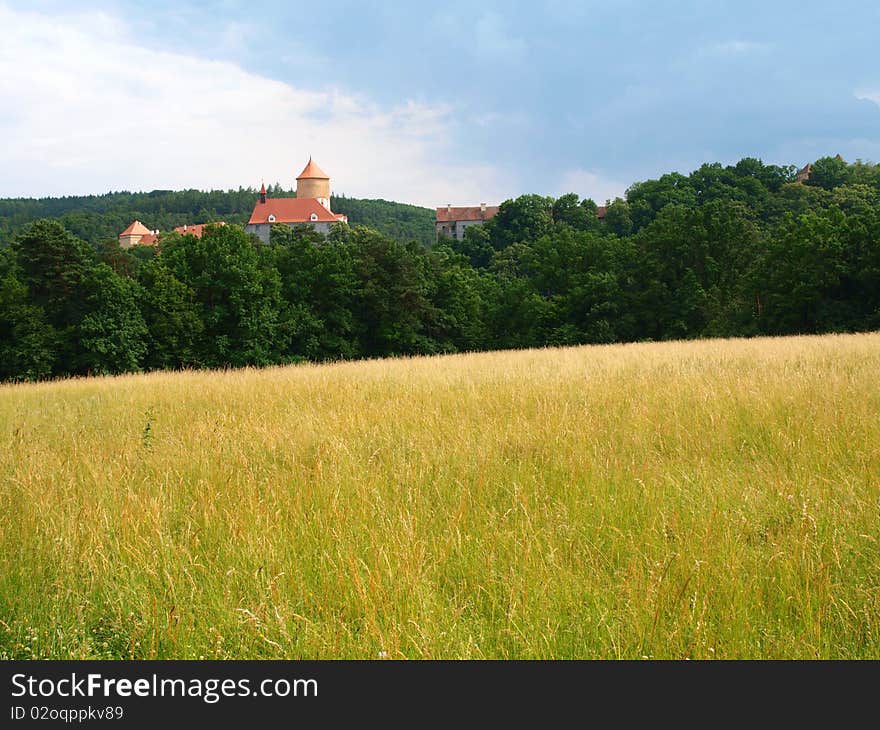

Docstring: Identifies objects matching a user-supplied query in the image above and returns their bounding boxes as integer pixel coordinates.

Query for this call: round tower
[296,157,331,210]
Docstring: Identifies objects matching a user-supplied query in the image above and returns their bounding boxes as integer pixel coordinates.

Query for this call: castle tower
[296,157,331,210]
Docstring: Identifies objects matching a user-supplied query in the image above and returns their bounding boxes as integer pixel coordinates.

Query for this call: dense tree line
[1,156,879,382]
[0,187,436,248]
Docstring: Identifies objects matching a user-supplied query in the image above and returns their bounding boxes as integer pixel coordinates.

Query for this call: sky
[2,0,879,208]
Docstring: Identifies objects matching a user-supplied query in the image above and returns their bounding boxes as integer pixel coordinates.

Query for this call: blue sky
[2,1,879,206]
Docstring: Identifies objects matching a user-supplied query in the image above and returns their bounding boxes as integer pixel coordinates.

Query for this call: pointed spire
[259,180,267,204]
[297,157,329,180]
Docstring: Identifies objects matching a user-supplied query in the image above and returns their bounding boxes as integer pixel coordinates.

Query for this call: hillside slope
[2,333,879,659]
[0,188,435,247]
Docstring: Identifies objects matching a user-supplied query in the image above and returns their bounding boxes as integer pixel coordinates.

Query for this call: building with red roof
[118,220,155,248]
[435,203,500,240]
[172,222,224,238]
[245,159,348,243]
[436,201,608,240]
[118,220,224,248]
[119,158,346,247]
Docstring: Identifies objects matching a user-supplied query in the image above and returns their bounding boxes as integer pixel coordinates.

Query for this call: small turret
[259,182,267,205]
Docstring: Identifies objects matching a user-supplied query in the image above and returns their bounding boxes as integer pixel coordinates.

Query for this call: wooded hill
[1,155,879,382]
[0,186,436,248]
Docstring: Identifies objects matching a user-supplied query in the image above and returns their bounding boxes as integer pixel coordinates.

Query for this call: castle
[245,158,348,243]
[118,158,347,247]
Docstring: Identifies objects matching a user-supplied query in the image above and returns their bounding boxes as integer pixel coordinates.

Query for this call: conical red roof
[296,157,329,180]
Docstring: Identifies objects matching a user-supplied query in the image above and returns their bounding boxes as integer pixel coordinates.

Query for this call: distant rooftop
[436,205,499,222]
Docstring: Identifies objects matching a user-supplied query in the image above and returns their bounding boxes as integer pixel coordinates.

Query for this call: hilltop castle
[118,158,347,247]
[245,158,348,243]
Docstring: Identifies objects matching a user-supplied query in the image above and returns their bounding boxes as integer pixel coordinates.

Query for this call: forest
[1,155,879,382]
[0,187,436,248]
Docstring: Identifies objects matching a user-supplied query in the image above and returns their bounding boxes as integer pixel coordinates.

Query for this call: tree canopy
[1,155,879,382]
[0,188,436,249]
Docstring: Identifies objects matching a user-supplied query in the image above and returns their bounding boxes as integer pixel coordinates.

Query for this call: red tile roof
[297,158,329,180]
[120,221,224,246]
[120,220,152,236]
[436,205,499,223]
[248,197,346,225]
[173,222,224,237]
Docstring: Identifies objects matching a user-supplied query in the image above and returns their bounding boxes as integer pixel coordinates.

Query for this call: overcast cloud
[2,1,879,207]
[0,4,517,206]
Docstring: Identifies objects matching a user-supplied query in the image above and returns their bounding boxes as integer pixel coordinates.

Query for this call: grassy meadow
[1,333,879,659]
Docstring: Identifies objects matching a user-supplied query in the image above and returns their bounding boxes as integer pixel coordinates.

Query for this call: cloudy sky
[2,1,879,207]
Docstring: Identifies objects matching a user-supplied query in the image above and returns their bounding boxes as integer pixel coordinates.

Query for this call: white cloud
[855,89,880,106]
[553,168,628,204]
[0,4,512,208]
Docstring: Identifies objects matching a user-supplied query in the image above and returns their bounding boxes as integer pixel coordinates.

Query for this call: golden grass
[1,333,879,658]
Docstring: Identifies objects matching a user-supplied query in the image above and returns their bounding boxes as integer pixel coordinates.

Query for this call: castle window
[310,213,318,221]
[268,214,276,223]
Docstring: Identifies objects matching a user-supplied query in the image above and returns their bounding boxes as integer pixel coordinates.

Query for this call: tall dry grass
[1,333,879,658]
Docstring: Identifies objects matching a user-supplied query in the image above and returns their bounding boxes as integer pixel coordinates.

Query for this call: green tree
[806,156,850,191]
[347,226,440,356]
[12,220,97,333]
[442,224,494,269]
[269,224,359,361]
[603,198,633,237]
[633,201,762,339]
[626,172,697,228]
[158,225,285,367]
[77,264,148,375]
[490,194,555,249]
[138,258,204,369]
[755,207,854,334]
[0,251,56,381]
[731,157,796,193]
[552,193,598,231]
[11,220,149,375]
[422,246,492,351]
